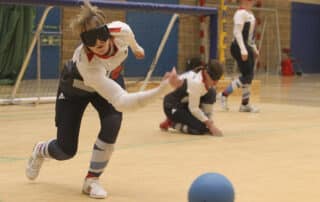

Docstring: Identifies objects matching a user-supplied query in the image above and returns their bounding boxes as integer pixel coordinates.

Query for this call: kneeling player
[160,60,223,136]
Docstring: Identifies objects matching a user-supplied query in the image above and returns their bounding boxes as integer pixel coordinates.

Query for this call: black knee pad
[201,88,217,104]
[239,74,253,85]
[48,140,76,160]
[99,113,123,144]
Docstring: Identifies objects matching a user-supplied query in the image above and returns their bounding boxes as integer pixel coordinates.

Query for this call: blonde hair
[70,0,106,35]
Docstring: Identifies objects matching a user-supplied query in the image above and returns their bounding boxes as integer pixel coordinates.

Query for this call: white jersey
[180,71,210,122]
[69,21,169,112]
[233,8,258,55]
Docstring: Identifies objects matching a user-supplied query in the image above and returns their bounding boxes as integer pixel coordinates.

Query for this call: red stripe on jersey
[110,65,123,80]
[86,52,94,62]
[109,27,121,33]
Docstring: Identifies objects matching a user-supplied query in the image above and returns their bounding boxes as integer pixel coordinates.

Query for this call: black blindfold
[80,25,110,47]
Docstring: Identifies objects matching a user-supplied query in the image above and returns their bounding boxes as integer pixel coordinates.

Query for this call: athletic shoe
[217,92,229,111]
[82,177,107,199]
[159,118,173,131]
[239,104,260,113]
[26,141,46,180]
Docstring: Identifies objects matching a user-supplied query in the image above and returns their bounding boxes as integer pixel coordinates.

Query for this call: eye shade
[80,25,110,47]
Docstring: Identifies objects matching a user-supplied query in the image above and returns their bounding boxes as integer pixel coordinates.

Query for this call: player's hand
[241,54,248,61]
[167,67,183,88]
[134,49,145,59]
[209,126,223,137]
[205,120,223,137]
[254,50,259,58]
[162,68,175,80]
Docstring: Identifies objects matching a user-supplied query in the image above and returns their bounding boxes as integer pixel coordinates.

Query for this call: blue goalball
[188,173,235,202]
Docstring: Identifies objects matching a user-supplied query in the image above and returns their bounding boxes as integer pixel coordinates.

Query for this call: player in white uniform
[218,0,260,113]
[25,0,177,199]
[160,60,223,136]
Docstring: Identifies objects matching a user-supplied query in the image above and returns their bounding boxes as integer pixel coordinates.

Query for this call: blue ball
[188,173,235,202]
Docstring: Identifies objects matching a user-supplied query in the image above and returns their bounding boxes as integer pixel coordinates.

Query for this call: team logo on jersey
[58,92,66,100]
[171,108,177,114]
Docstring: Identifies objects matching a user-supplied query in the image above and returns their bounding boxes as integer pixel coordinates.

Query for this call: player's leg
[167,107,209,135]
[238,49,259,113]
[82,76,124,199]
[159,118,174,131]
[200,88,216,119]
[159,98,175,131]
[218,42,244,111]
[26,88,89,180]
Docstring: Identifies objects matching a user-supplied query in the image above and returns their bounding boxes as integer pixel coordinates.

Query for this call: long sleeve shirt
[233,8,258,55]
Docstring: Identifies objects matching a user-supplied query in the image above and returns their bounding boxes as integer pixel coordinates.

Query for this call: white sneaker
[26,141,45,180]
[82,177,107,199]
[217,92,229,111]
[239,104,260,113]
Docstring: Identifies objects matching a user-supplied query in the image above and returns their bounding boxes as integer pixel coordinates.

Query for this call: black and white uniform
[163,71,216,135]
[231,8,258,84]
[48,21,168,161]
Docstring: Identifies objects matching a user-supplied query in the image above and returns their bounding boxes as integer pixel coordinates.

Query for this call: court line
[1,106,319,122]
[0,137,205,163]
[1,123,319,164]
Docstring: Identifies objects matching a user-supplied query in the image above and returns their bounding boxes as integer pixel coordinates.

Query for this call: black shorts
[230,41,255,84]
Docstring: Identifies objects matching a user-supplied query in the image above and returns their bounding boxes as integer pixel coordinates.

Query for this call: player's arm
[233,10,248,57]
[187,81,210,123]
[81,66,171,112]
[201,103,223,136]
[187,81,222,136]
[200,103,214,119]
[188,92,222,136]
[249,40,259,55]
[110,21,144,59]
[248,21,259,56]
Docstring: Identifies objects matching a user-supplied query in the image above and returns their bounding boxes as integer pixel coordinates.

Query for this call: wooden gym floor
[0,74,320,202]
